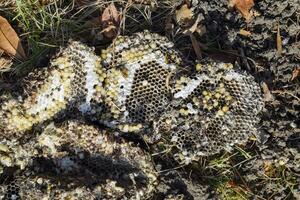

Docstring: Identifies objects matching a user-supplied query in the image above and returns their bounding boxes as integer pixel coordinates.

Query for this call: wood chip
[291,68,299,81]
[239,29,251,37]
[261,82,274,102]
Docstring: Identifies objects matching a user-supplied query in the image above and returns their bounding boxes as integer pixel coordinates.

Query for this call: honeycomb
[100,31,184,133]
[0,138,37,173]
[0,31,264,196]
[0,41,104,138]
[0,120,157,200]
[154,61,264,163]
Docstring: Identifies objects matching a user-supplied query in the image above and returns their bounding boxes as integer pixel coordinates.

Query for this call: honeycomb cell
[0,120,157,200]
[0,31,263,167]
[0,41,104,138]
[155,60,264,163]
[101,31,185,130]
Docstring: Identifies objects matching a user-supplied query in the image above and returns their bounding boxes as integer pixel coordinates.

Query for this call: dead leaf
[239,29,251,37]
[291,68,300,81]
[176,4,193,24]
[0,16,26,60]
[229,0,254,21]
[101,3,120,24]
[189,34,202,60]
[261,82,274,102]
[100,3,120,39]
[276,23,282,55]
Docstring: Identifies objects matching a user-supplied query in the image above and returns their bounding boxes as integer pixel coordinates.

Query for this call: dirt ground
[151,0,300,199]
[0,0,299,199]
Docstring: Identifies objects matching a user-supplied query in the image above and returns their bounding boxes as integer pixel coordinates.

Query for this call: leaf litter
[228,0,255,21]
[100,3,121,39]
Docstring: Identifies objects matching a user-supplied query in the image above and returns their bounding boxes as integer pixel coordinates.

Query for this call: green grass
[1,1,65,74]
[206,149,253,200]
[0,0,185,76]
[196,145,298,200]
[0,0,105,75]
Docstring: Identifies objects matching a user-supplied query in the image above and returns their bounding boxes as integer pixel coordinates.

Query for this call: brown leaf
[229,0,254,21]
[100,3,120,39]
[276,24,282,55]
[101,3,120,24]
[291,68,299,81]
[176,4,193,24]
[0,16,26,60]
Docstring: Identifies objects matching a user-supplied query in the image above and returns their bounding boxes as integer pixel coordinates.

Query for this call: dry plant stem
[189,33,202,59]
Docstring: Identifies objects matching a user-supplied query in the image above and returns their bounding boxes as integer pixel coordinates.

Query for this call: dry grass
[0,0,192,76]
